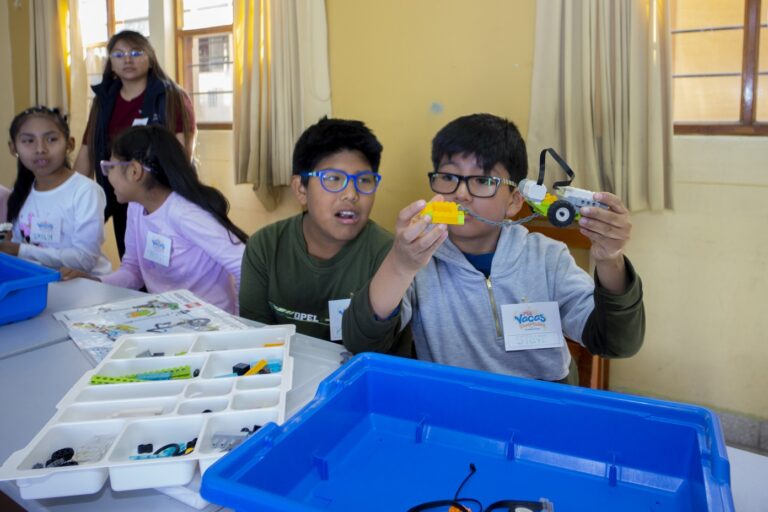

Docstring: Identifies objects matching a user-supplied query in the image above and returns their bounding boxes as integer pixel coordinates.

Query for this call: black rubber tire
[548,200,577,227]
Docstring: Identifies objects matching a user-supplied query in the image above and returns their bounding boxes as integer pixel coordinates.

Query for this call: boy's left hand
[577,192,631,263]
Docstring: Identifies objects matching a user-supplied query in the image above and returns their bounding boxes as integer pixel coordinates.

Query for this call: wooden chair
[567,339,609,390]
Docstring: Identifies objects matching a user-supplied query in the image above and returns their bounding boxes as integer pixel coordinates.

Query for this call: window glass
[79,0,108,46]
[182,0,233,30]
[183,33,234,124]
[674,76,742,122]
[114,0,150,36]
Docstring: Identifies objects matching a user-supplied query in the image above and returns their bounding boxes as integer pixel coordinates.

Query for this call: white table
[0,279,344,511]
[1,281,764,511]
[0,279,144,360]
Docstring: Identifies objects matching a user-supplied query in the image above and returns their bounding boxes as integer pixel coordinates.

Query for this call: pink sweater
[101,192,245,313]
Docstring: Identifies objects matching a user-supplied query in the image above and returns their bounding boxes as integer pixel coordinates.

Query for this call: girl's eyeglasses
[100,160,152,177]
[110,49,145,59]
[428,172,515,198]
[299,169,382,195]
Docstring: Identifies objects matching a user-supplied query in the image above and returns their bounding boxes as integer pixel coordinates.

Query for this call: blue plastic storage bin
[0,253,59,325]
[201,353,734,512]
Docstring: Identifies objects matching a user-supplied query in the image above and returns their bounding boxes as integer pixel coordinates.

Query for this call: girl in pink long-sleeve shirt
[62,126,247,314]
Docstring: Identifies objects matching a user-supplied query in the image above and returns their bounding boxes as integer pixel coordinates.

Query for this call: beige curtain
[0,1,17,188]
[30,0,69,110]
[66,0,88,152]
[233,0,331,211]
[527,0,673,211]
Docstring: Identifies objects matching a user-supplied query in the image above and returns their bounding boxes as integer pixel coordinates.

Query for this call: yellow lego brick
[244,359,268,376]
[542,193,558,206]
[420,201,465,225]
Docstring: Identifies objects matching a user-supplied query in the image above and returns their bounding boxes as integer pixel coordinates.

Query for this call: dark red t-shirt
[84,90,195,143]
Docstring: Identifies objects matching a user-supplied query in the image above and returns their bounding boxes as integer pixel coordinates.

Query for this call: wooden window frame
[674,0,768,135]
[82,0,116,54]
[175,0,234,130]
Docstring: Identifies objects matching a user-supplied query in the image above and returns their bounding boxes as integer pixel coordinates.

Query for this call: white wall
[611,136,768,419]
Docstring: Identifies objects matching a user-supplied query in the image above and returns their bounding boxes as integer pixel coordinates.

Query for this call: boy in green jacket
[240,117,410,354]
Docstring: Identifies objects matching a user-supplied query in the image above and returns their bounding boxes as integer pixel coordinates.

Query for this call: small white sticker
[29,217,62,244]
[132,117,149,126]
[328,298,352,342]
[501,301,565,351]
[143,231,172,266]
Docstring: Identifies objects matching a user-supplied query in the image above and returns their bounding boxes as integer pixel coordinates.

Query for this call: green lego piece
[89,365,192,385]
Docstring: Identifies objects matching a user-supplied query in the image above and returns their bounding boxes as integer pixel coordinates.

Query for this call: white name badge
[29,217,62,244]
[132,117,149,126]
[501,301,565,351]
[143,231,172,266]
[328,298,351,342]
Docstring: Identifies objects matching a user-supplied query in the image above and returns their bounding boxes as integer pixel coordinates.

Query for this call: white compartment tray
[0,326,295,500]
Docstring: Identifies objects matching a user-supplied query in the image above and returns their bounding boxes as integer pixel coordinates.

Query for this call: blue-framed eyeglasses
[110,49,145,59]
[300,169,382,195]
[100,160,153,177]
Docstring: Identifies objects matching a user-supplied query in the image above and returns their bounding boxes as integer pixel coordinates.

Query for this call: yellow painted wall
[612,136,768,419]
[326,0,537,231]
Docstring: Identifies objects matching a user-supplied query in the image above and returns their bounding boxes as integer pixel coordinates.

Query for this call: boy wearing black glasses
[240,117,410,352]
[343,114,644,383]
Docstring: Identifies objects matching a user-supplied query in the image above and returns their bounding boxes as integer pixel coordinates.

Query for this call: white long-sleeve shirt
[101,192,245,314]
[13,173,112,274]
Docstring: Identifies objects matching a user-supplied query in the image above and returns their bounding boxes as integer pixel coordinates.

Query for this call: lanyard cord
[458,205,540,226]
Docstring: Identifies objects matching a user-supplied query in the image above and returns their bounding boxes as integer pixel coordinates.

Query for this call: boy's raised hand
[577,192,632,293]
[390,195,449,275]
[368,196,449,320]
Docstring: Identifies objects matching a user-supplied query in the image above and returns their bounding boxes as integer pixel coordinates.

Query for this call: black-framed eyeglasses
[110,49,145,59]
[300,169,382,195]
[428,172,515,198]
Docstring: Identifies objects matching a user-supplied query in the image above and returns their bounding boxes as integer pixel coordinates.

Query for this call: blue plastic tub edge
[0,253,60,325]
[201,353,734,512]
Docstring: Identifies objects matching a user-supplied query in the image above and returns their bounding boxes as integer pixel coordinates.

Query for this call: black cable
[454,463,476,501]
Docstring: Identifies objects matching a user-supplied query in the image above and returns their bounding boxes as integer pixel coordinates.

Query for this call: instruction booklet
[55,289,248,363]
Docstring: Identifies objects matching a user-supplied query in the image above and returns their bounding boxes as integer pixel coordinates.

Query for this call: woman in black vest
[74,30,196,258]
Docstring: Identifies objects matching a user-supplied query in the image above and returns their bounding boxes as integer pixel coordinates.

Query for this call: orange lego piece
[420,201,465,225]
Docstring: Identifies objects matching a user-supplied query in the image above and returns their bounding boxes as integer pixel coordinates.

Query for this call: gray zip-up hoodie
[343,224,644,381]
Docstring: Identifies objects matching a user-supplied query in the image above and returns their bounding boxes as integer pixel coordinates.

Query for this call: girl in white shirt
[1,106,111,274]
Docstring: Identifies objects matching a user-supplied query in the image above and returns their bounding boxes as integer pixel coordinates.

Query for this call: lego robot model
[514,148,608,228]
[421,148,609,228]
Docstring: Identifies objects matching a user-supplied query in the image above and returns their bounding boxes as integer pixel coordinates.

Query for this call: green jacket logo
[269,302,328,326]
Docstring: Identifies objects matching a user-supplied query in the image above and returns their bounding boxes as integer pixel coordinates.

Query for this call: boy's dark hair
[431,113,528,183]
[111,125,248,244]
[7,106,71,223]
[292,117,383,185]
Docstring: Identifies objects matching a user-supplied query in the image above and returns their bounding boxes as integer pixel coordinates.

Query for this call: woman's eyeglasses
[100,160,152,177]
[428,172,515,198]
[110,49,146,59]
[300,169,382,195]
